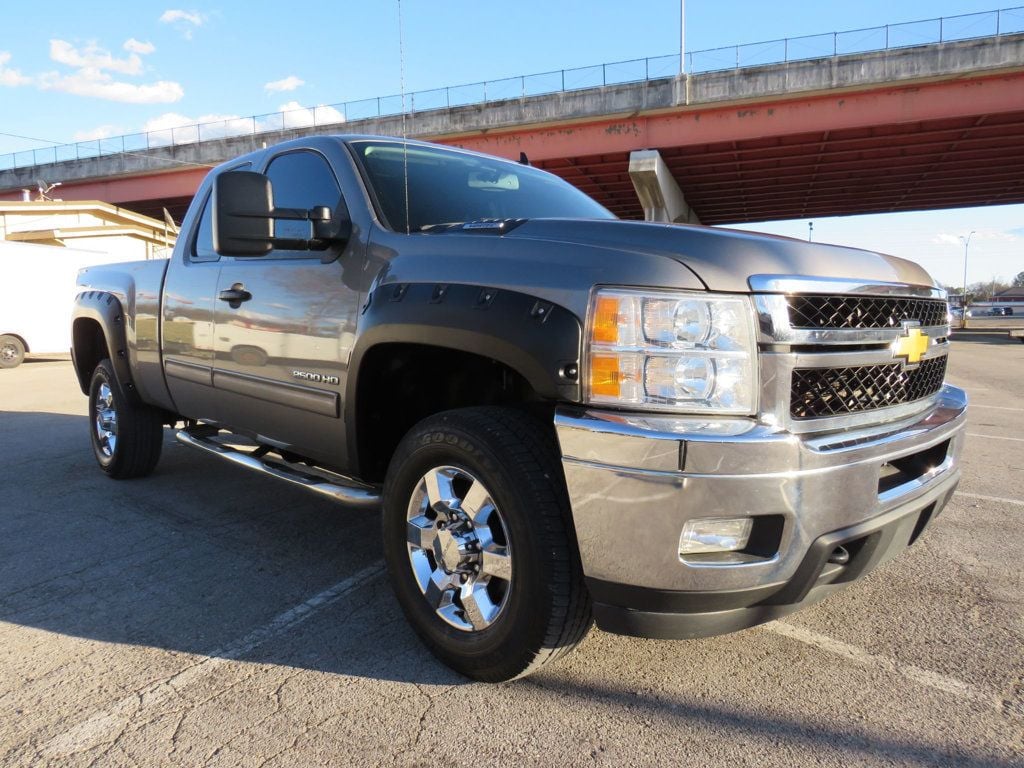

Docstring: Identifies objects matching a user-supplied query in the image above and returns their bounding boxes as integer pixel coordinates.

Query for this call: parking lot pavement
[1,338,1021,768]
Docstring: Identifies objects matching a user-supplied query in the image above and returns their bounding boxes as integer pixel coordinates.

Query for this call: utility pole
[959,230,975,307]
[680,1,686,74]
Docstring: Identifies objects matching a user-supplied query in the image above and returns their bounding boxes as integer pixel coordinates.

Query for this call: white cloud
[124,38,156,55]
[143,111,240,132]
[276,100,344,129]
[979,229,1019,242]
[143,111,254,145]
[142,112,193,132]
[39,70,183,103]
[933,229,1019,247]
[72,124,124,142]
[159,9,204,38]
[0,51,31,87]
[264,75,304,93]
[1,40,179,104]
[137,102,346,147]
[36,36,182,104]
[50,39,143,76]
[159,9,204,25]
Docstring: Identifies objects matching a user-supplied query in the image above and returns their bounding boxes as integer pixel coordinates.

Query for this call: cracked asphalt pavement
[1,333,1022,767]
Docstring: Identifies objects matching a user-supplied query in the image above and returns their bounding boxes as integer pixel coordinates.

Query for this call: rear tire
[88,359,164,478]
[383,406,592,681]
[0,335,25,369]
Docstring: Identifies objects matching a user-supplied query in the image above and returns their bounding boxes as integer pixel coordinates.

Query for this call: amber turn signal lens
[589,355,621,397]
[592,296,621,344]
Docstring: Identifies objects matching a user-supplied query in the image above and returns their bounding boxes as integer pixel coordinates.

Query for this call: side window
[191,192,218,262]
[265,150,343,256]
[190,162,250,263]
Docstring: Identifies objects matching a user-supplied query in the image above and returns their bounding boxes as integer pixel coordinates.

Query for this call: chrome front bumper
[554,385,967,637]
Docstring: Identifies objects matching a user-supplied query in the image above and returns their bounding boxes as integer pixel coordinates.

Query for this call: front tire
[0,335,25,368]
[383,407,592,682]
[88,359,164,478]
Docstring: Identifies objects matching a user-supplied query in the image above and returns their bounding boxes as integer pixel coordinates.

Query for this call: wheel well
[0,333,29,353]
[355,343,552,483]
[72,318,107,392]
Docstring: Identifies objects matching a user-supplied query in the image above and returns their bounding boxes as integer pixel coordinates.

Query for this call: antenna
[162,207,179,235]
[398,0,410,234]
[35,180,62,201]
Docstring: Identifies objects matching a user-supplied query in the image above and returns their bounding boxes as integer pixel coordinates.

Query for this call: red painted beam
[665,125,1024,167]
[685,156,1024,186]
[0,167,208,204]
[441,71,1024,162]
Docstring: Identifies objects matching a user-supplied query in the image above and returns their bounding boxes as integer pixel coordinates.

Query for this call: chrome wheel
[0,341,18,363]
[406,465,513,632]
[93,382,118,458]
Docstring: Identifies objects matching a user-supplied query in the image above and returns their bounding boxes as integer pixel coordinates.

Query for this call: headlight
[586,288,757,413]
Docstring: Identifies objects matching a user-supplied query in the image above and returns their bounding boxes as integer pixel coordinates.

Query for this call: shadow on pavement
[523,677,1021,768]
[951,330,1022,345]
[0,410,465,688]
[21,356,73,364]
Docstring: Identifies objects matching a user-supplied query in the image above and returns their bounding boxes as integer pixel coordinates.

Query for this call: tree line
[943,271,1024,302]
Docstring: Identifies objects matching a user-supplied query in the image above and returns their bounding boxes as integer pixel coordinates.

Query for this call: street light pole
[680,0,686,74]
[959,230,975,307]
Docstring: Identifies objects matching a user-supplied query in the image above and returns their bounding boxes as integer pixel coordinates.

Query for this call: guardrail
[2,5,1022,174]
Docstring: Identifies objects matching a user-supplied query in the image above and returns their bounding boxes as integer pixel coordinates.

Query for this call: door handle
[218,284,252,308]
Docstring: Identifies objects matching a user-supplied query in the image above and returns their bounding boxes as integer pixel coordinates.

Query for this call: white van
[0,241,145,368]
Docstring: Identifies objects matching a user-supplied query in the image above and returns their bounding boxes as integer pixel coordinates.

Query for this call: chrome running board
[175,429,381,510]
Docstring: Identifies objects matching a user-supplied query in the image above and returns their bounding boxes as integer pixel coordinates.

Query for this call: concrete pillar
[628,149,700,225]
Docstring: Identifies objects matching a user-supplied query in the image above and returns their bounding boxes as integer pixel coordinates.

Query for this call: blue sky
[0,0,1020,286]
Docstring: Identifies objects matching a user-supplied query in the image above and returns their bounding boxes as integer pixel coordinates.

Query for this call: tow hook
[828,545,851,565]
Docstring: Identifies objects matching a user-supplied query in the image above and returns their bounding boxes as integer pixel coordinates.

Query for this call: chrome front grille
[752,276,951,434]
[787,295,948,329]
[790,356,948,419]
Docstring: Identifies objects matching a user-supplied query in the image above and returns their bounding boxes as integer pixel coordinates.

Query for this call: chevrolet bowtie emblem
[892,325,930,366]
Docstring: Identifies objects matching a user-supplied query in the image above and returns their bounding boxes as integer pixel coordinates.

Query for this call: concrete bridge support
[628,150,700,224]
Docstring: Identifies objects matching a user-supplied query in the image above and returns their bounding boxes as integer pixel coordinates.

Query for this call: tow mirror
[213,170,352,260]
[213,171,274,256]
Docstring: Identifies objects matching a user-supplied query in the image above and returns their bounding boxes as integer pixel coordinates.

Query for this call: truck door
[161,187,222,422]
[211,149,361,469]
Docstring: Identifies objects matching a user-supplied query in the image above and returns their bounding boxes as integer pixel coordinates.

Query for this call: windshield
[349,140,615,231]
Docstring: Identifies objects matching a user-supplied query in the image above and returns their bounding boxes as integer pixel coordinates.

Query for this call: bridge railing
[2,5,1022,174]
[688,6,1024,72]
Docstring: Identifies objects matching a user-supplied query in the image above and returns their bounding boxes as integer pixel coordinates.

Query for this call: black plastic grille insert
[791,355,947,419]
[787,295,947,329]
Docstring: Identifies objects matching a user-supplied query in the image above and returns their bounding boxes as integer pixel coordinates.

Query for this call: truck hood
[505,219,936,293]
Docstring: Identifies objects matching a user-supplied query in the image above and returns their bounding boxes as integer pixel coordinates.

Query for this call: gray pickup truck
[71,135,967,681]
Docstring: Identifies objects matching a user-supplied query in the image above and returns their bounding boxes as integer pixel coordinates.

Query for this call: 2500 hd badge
[293,370,341,386]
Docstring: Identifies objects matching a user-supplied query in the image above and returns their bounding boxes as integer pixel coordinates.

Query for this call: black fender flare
[345,281,582,440]
[71,290,140,403]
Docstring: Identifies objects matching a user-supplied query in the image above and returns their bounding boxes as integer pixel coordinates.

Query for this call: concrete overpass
[1,31,1022,225]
